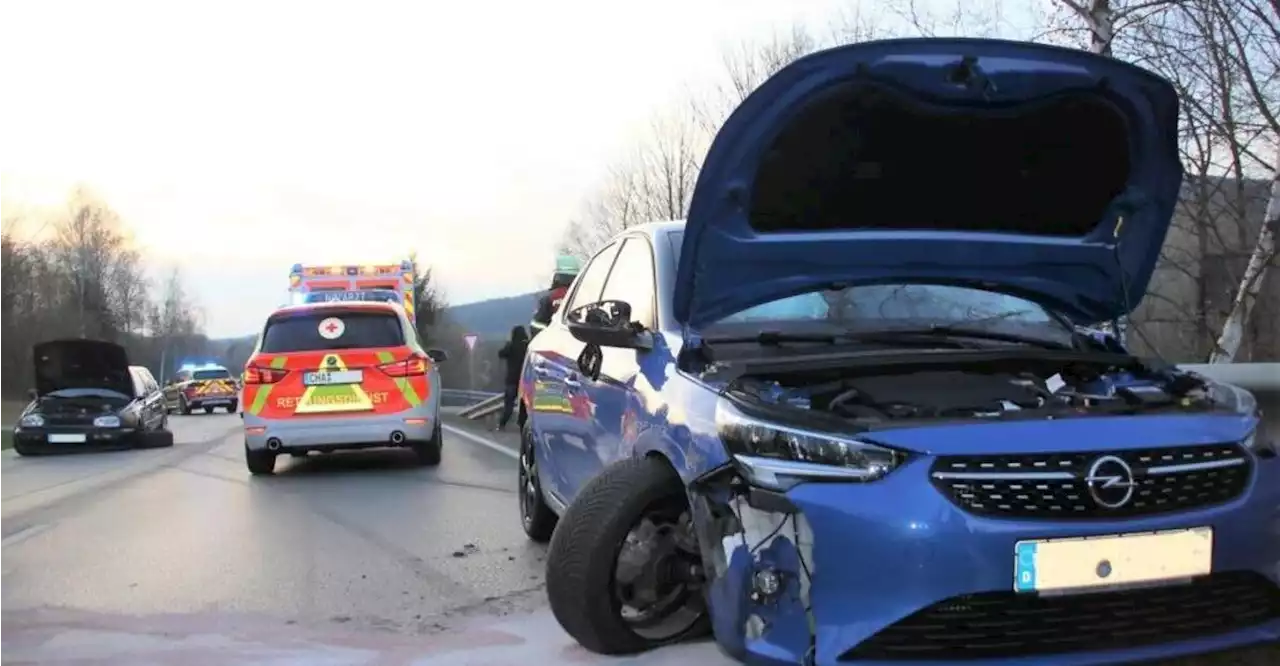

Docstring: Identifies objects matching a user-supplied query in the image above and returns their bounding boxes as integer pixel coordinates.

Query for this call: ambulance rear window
[260,310,404,352]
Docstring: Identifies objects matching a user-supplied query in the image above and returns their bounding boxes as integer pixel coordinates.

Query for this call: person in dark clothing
[494,325,529,431]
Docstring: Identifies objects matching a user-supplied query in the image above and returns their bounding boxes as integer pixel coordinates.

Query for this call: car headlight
[716,399,905,490]
[93,415,121,428]
[1204,380,1271,453]
[1207,380,1258,415]
[19,414,45,428]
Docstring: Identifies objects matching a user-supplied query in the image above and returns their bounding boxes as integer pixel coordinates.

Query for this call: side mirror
[426,348,449,363]
[566,300,652,350]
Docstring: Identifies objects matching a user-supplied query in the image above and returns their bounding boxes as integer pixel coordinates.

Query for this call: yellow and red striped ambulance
[240,300,448,475]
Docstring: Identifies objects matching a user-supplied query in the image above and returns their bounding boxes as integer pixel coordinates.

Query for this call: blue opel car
[516,38,1280,665]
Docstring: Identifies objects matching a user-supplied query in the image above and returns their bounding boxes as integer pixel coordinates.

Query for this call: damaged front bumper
[692,453,1280,666]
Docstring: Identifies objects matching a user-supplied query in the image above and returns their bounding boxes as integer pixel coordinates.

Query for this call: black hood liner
[32,339,133,397]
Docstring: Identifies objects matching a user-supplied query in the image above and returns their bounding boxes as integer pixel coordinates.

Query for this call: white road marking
[441,424,518,460]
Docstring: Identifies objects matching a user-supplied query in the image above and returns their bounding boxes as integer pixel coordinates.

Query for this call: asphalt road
[2,412,1276,665]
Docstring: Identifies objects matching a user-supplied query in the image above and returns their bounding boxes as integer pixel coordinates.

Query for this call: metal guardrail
[458,394,504,420]
[439,388,500,410]
[1179,363,1280,393]
[441,388,501,401]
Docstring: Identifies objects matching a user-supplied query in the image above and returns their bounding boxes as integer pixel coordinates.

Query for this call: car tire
[413,422,443,466]
[203,406,214,414]
[545,455,709,655]
[245,443,276,476]
[227,400,238,414]
[138,429,174,449]
[518,422,557,543]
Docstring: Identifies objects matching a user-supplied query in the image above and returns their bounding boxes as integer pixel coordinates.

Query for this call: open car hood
[674,38,1182,328]
[32,339,133,397]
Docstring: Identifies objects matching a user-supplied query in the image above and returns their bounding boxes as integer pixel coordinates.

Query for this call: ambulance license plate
[1015,527,1213,594]
[304,370,363,386]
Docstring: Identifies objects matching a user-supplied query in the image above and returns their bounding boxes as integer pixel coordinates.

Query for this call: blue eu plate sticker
[1015,542,1037,592]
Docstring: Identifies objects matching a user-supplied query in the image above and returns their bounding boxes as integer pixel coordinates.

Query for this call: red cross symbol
[324,321,340,333]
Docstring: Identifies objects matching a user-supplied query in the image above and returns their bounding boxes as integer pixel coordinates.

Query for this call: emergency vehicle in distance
[240,299,448,476]
[164,363,239,414]
[288,261,418,322]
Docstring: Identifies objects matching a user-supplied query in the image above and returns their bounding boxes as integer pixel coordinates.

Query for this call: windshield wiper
[880,324,1072,350]
[704,330,840,346]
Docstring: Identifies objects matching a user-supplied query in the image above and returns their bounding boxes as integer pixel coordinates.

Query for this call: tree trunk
[1209,162,1280,363]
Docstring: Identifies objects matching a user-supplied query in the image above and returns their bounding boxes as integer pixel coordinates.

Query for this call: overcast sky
[1,0,1036,338]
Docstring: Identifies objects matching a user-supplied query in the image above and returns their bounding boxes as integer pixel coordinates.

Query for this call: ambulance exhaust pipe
[267,438,282,451]
[390,431,406,445]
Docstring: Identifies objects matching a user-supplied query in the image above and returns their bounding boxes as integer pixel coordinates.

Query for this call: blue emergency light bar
[304,290,401,304]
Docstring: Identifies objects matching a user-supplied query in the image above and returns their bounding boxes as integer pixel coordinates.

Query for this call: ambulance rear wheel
[203,406,214,414]
[246,443,276,476]
[413,423,443,466]
[227,400,238,413]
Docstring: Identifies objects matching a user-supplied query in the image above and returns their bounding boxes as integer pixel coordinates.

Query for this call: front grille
[930,444,1251,519]
[41,413,97,426]
[841,571,1280,661]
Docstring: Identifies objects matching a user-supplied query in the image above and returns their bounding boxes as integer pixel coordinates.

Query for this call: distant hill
[445,291,540,337]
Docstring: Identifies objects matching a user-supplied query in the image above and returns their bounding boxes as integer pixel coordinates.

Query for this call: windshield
[193,369,231,380]
[260,310,404,352]
[713,284,1070,342]
[671,230,1070,343]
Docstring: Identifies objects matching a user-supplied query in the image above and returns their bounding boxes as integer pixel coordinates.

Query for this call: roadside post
[463,334,479,392]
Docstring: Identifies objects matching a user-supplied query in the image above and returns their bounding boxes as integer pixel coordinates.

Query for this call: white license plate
[48,433,87,443]
[303,370,363,386]
[1015,527,1212,594]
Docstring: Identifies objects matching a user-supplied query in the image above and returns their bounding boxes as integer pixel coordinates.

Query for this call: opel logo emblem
[1085,455,1137,509]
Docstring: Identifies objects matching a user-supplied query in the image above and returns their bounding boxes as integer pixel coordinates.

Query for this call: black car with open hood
[12,339,172,455]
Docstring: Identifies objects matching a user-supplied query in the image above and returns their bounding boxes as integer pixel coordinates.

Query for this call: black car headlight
[93,415,122,428]
[716,399,906,490]
[18,413,44,428]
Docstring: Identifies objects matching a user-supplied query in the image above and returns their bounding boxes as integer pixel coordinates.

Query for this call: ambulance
[240,300,448,475]
[288,261,418,322]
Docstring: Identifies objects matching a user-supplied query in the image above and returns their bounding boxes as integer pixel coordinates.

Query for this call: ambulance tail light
[245,366,289,385]
[379,352,428,377]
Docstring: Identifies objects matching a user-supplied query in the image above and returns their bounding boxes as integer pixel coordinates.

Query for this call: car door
[527,241,621,504]
[584,237,659,478]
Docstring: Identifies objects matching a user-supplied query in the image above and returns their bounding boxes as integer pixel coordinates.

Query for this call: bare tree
[1198,0,1280,362]
[1,186,215,395]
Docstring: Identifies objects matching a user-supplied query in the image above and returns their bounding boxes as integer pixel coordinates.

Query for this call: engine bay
[727,357,1217,426]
